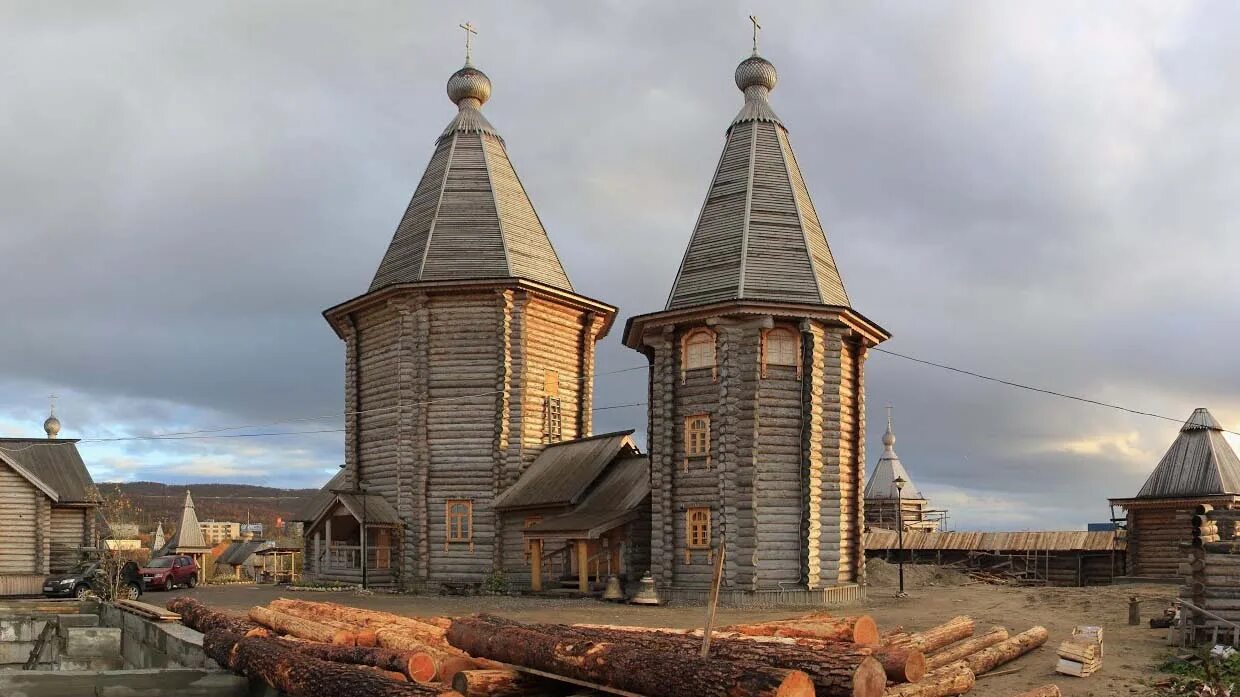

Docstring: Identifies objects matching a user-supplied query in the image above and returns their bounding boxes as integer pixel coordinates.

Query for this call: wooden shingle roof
[1130,408,1240,499]
[864,529,1121,552]
[0,438,98,504]
[665,52,848,311]
[493,431,638,511]
[368,63,572,294]
[864,414,925,502]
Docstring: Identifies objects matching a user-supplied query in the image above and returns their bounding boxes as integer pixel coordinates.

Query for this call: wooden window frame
[683,414,711,471]
[681,328,717,382]
[761,327,802,378]
[685,507,713,563]
[445,499,473,550]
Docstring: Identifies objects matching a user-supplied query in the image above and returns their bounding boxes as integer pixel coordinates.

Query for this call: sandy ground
[163,574,1180,697]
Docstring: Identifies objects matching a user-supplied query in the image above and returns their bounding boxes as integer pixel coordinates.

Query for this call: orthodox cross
[49,393,58,415]
[459,22,478,66]
[886,404,893,430]
[749,15,761,55]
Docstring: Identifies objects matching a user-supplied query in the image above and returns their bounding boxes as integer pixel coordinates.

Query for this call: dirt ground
[164,570,1180,697]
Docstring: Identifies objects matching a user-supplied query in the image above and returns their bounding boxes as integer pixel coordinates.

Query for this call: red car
[140,555,199,591]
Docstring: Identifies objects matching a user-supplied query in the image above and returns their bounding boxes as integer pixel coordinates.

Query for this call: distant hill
[97,481,320,534]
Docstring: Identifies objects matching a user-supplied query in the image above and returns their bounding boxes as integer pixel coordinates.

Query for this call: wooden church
[300,27,888,602]
[621,44,888,600]
[863,410,940,532]
[1110,408,1240,579]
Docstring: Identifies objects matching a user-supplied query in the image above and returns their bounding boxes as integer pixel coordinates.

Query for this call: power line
[871,346,1237,437]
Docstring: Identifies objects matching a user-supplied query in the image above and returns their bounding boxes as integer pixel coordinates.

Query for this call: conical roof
[665,52,848,311]
[368,62,573,294]
[864,411,925,501]
[151,522,165,552]
[170,491,210,552]
[1135,408,1240,498]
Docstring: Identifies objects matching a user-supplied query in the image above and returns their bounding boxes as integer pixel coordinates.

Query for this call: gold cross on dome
[749,15,761,55]
[459,22,478,66]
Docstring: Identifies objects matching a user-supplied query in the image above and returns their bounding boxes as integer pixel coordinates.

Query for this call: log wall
[0,461,47,575]
[49,506,87,573]
[1128,505,1194,578]
[642,314,868,592]
[329,284,605,587]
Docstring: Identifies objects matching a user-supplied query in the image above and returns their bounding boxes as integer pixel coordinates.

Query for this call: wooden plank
[116,599,182,621]
[497,662,647,697]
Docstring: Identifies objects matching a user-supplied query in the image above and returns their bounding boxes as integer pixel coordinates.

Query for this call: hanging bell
[629,571,661,605]
[602,575,625,602]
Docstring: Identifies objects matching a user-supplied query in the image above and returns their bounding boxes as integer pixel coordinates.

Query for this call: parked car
[140,555,199,591]
[42,560,101,598]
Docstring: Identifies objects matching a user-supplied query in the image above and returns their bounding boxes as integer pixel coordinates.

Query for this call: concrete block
[0,641,39,665]
[121,631,143,666]
[122,609,145,637]
[61,626,122,658]
[59,655,124,670]
[57,613,99,636]
[0,669,249,697]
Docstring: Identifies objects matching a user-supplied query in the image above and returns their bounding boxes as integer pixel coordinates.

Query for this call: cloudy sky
[2,1,1238,530]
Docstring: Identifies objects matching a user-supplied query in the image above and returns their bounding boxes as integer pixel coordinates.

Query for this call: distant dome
[735,54,778,93]
[447,66,492,107]
[882,428,895,448]
[44,414,61,439]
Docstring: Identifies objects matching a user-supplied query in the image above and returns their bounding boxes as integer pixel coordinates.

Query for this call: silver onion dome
[735,54,777,93]
[44,413,61,438]
[447,66,492,108]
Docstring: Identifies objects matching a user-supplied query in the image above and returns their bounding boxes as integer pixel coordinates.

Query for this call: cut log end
[902,649,927,684]
[332,629,357,645]
[356,629,379,647]
[407,652,440,683]
[851,656,887,697]
[776,668,817,697]
[854,616,880,644]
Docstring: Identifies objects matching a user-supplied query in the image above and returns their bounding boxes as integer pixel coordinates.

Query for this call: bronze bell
[602,575,625,602]
[629,571,661,605]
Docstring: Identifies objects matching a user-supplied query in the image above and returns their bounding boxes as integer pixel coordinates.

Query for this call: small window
[682,329,716,372]
[687,508,711,549]
[544,397,563,443]
[685,415,710,457]
[445,500,472,544]
[764,328,799,367]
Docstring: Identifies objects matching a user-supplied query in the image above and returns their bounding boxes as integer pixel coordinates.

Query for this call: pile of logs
[1180,505,1240,643]
[167,598,1050,697]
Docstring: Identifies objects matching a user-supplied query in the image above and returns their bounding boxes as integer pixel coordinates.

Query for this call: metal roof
[864,413,925,501]
[367,62,573,295]
[1132,408,1240,499]
[0,438,98,504]
[864,529,1121,552]
[217,540,272,566]
[665,53,848,311]
[292,469,347,522]
[493,431,638,511]
[524,455,651,538]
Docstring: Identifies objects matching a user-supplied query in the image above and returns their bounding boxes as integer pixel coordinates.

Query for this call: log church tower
[623,40,888,596]
[322,52,615,586]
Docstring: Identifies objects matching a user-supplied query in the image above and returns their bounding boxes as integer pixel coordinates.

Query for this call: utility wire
[871,346,1239,437]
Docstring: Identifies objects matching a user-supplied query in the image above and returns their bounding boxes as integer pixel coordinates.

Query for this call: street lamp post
[893,475,907,596]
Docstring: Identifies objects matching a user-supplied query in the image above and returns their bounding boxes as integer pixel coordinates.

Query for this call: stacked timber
[1053,639,1100,677]
[882,625,1049,697]
[1178,506,1240,642]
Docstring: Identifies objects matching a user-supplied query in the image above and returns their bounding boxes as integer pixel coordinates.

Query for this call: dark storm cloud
[2,1,1238,527]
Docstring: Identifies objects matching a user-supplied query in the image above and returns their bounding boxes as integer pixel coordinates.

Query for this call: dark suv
[42,560,101,598]
[140,555,199,590]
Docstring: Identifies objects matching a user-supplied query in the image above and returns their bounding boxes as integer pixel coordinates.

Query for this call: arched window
[686,415,710,457]
[682,329,716,372]
[687,508,711,549]
[445,500,472,545]
[762,327,801,377]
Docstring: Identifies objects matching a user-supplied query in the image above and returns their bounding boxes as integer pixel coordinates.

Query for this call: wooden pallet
[115,599,181,622]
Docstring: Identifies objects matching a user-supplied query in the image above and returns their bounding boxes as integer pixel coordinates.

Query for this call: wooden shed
[1110,408,1240,579]
[0,436,102,596]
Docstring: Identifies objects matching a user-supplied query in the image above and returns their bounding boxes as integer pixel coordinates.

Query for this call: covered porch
[524,509,644,594]
[306,491,399,588]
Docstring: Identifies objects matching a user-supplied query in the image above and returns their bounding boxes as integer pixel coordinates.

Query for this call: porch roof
[522,455,650,539]
[494,431,637,511]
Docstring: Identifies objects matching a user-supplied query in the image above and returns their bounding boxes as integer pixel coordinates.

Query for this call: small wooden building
[1109,408,1240,579]
[297,471,401,588]
[0,416,103,595]
[492,431,651,593]
[864,411,940,532]
[154,491,213,568]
